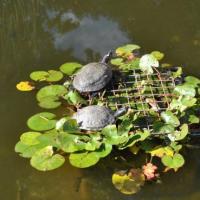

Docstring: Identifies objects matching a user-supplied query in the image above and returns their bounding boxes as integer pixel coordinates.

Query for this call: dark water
[1,0,200,199]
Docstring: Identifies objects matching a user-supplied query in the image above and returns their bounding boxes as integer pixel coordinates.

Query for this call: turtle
[72,51,113,93]
[73,105,128,131]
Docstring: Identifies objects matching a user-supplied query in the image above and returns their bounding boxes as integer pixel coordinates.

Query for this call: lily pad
[59,62,82,75]
[189,114,199,124]
[112,169,145,195]
[161,111,180,127]
[20,132,41,145]
[63,91,87,105]
[161,153,185,170]
[151,51,164,61]
[15,141,46,158]
[37,85,67,102]
[27,112,57,131]
[69,151,100,168]
[174,84,196,97]
[148,146,174,158]
[38,96,61,109]
[139,54,159,74]
[168,124,188,141]
[30,70,63,82]
[30,146,65,171]
[116,44,141,57]
[185,76,200,87]
[111,58,124,66]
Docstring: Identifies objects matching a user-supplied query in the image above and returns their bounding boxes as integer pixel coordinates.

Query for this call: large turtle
[72,51,113,93]
[73,105,128,131]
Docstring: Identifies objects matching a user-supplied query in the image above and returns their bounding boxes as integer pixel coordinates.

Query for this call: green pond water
[1,0,200,199]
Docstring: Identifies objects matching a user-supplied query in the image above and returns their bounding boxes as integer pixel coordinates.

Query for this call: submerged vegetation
[15,44,200,195]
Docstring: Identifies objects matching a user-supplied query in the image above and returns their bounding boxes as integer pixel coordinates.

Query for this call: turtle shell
[73,105,115,131]
[72,62,112,92]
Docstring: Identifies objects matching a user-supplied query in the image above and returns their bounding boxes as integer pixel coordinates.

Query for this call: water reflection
[44,10,130,60]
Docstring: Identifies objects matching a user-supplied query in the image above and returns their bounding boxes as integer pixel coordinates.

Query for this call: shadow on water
[1,0,200,199]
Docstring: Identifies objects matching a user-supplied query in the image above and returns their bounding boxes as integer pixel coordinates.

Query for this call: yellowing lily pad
[112,169,145,195]
[20,132,41,145]
[16,81,35,91]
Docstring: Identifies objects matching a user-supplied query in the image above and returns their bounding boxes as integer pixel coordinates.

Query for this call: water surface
[1,1,200,199]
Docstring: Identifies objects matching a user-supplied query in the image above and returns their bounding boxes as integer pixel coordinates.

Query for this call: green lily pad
[30,71,48,81]
[161,153,185,170]
[63,90,87,105]
[69,151,100,168]
[37,85,67,102]
[95,143,112,158]
[161,111,180,127]
[63,119,80,133]
[38,96,61,109]
[15,141,46,158]
[185,76,200,87]
[189,114,199,124]
[119,130,150,149]
[116,44,141,57]
[59,62,82,75]
[20,132,41,145]
[27,112,57,131]
[112,169,145,195]
[30,146,65,171]
[168,124,188,141]
[139,54,159,74]
[153,122,175,134]
[102,125,125,145]
[172,67,183,78]
[151,51,164,61]
[30,70,63,82]
[110,58,124,66]
[174,84,196,97]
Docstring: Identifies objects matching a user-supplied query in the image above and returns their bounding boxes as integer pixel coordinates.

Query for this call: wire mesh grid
[91,68,179,130]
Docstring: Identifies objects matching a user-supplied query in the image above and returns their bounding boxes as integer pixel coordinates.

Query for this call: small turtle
[73,105,128,131]
[72,51,113,93]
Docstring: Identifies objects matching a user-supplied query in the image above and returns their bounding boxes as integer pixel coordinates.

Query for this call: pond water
[1,0,200,199]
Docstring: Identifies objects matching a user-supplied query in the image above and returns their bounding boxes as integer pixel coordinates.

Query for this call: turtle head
[113,107,128,118]
[101,50,113,64]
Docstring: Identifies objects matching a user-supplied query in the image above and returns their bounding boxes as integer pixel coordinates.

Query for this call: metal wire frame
[89,68,179,131]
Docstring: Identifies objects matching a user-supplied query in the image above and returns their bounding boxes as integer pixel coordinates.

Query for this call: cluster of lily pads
[15,44,200,195]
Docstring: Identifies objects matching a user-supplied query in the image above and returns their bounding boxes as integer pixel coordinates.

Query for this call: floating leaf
[161,111,180,127]
[139,54,159,74]
[111,58,124,66]
[15,141,46,158]
[16,81,35,91]
[63,119,80,133]
[148,146,174,158]
[95,143,112,158]
[30,70,63,82]
[27,112,57,131]
[30,146,65,171]
[116,44,140,57]
[64,91,87,105]
[36,85,67,101]
[153,122,175,134]
[172,67,183,78]
[69,151,100,168]
[161,153,185,170]
[189,114,199,124]
[185,76,200,87]
[151,51,164,61]
[20,132,41,145]
[38,96,61,109]
[59,62,82,75]
[119,130,150,150]
[174,84,196,97]
[168,124,188,142]
[112,169,145,195]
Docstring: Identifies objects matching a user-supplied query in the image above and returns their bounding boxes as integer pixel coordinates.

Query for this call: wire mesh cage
[88,67,183,131]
